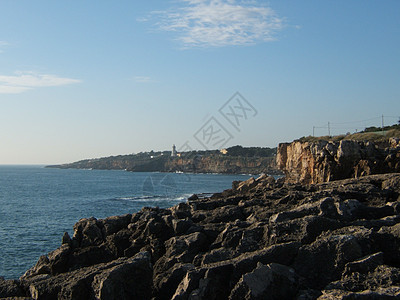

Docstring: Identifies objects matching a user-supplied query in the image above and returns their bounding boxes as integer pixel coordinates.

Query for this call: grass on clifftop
[297,127,400,143]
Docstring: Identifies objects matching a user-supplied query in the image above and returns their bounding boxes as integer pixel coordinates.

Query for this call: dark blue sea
[0,165,252,279]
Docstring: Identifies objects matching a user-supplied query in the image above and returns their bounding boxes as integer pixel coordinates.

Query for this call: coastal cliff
[163,155,277,174]
[277,138,400,184]
[2,173,400,299]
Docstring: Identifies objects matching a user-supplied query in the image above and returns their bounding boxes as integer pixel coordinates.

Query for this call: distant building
[220,148,228,155]
[172,144,177,157]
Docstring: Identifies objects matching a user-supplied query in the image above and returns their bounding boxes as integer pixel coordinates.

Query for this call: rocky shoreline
[2,172,400,299]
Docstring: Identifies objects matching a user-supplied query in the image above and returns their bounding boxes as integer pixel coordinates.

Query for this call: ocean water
[0,165,252,279]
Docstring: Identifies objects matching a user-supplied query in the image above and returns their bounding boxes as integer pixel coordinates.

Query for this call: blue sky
[0,0,399,164]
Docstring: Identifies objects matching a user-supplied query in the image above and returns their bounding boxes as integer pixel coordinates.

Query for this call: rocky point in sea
[1,171,400,299]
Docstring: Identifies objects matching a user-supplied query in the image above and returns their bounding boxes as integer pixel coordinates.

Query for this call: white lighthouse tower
[171,144,177,157]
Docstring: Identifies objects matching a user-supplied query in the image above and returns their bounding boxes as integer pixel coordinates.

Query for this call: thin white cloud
[0,71,81,94]
[0,41,9,53]
[152,0,284,48]
[0,85,30,94]
[134,76,154,83]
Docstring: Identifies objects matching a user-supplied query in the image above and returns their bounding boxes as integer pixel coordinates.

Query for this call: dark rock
[171,218,194,235]
[343,252,384,276]
[318,286,400,299]
[266,215,342,245]
[154,263,195,300]
[91,252,152,300]
[326,264,400,294]
[188,194,199,201]
[68,244,114,271]
[200,247,237,265]
[193,261,235,300]
[293,231,364,289]
[72,217,104,247]
[101,214,132,236]
[229,262,299,300]
[22,244,72,278]
[62,232,71,245]
[105,229,132,257]
[236,177,257,193]
[23,252,152,300]
[164,231,208,263]
[171,268,206,300]
[0,278,26,298]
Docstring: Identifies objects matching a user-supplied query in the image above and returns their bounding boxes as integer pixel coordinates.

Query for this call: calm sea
[0,165,252,279]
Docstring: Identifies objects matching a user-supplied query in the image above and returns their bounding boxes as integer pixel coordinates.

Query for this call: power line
[312,115,399,137]
[329,117,381,125]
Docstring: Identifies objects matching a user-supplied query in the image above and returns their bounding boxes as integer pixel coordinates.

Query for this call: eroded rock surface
[277,138,400,184]
[2,173,400,299]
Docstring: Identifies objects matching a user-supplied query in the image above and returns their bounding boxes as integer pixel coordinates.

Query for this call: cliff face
[277,138,400,184]
[163,155,278,175]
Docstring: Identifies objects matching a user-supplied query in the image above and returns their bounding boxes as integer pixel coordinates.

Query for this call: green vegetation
[224,145,276,157]
[297,123,400,143]
[363,123,400,133]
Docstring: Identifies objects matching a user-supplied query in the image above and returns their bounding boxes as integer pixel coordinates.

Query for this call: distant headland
[46,145,282,175]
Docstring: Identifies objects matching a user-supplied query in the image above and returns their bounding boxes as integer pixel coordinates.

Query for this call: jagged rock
[75,245,115,269]
[91,252,152,300]
[171,269,206,300]
[199,247,237,265]
[266,215,342,245]
[229,262,299,300]
[335,199,363,220]
[325,264,400,295]
[269,197,337,223]
[0,278,26,298]
[22,244,72,278]
[72,217,104,247]
[101,214,132,236]
[319,286,400,299]
[164,232,208,263]
[188,194,199,201]
[170,202,192,219]
[105,229,132,257]
[343,252,384,275]
[293,231,365,289]
[154,263,195,300]
[236,177,257,193]
[21,252,152,300]
[62,232,71,245]
[171,218,194,235]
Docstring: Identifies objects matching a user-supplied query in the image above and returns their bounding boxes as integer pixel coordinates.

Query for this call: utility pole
[313,126,315,137]
[328,122,330,137]
[381,114,384,135]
